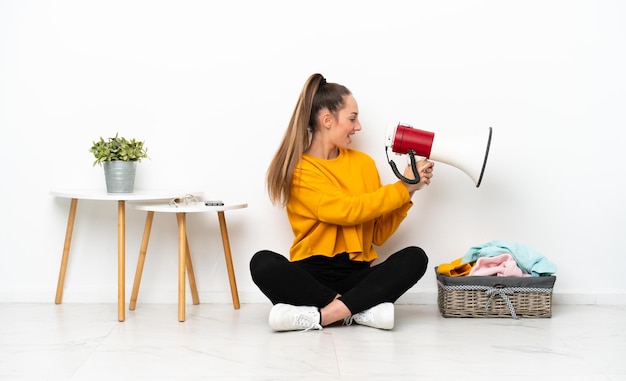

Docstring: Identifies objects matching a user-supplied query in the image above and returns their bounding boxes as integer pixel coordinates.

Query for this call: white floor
[0,303,624,381]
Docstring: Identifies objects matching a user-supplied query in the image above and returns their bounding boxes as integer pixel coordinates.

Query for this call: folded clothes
[462,240,557,276]
[436,257,473,277]
[469,253,530,277]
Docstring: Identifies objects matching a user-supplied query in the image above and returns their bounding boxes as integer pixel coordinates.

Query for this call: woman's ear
[321,112,333,129]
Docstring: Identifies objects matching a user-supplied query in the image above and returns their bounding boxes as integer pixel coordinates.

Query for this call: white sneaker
[344,302,394,330]
[269,303,323,332]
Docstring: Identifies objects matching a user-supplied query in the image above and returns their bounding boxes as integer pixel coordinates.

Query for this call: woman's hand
[403,159,434,195]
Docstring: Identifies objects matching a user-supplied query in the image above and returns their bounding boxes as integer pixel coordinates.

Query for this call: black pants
[249,246,428,314]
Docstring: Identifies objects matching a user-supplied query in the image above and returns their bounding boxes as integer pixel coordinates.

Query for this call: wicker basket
[436,268,556,319]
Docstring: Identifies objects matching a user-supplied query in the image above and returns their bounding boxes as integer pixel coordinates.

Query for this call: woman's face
[329,95,361,149]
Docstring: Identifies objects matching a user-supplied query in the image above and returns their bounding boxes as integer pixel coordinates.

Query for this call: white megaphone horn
[384,123,493,187]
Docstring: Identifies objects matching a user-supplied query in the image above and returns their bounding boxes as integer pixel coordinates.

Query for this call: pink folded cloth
[468,253,528,277]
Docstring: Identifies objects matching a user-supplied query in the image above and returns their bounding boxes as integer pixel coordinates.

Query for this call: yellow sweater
[287,148,413,263]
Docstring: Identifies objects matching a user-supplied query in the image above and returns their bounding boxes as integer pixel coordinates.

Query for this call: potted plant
[89,133,149,193]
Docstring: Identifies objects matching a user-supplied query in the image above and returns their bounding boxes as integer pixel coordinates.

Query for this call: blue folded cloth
[461,240,557,276]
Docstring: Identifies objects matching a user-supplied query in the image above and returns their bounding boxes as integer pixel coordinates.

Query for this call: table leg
[118,200,126,322]
[130,211,154,310]
[177,212,187,322]
[55,198,78,304]
[217,211,240,310]
[185,234,200,305]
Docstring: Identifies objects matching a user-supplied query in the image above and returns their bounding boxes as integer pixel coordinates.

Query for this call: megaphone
[385,123,493,187]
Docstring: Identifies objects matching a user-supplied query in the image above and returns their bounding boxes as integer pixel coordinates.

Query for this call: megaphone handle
[386,147,420,184]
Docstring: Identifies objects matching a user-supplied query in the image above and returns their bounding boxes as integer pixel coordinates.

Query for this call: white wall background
[1,0,624,305]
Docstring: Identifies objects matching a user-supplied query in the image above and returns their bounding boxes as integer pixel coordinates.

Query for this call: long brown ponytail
[266,73,351,206]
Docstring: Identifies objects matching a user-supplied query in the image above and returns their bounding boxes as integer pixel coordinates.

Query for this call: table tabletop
[50,189,202,201]
[134,202,248,213]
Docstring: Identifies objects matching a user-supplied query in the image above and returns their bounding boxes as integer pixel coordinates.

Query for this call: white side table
[50,189,202,322]
[130,201,247,322]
